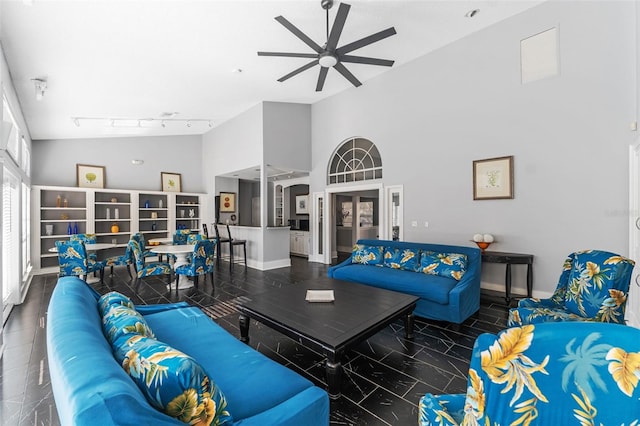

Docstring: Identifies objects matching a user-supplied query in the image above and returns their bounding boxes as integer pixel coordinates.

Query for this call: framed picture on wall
[76,164,105,188]
[296,195,309,214]
[161,172,182,192]
[473,156,514,200]
[219,192,236,213]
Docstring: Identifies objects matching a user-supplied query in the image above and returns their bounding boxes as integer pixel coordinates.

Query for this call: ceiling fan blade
[316,66,329,92]
[334,63,361,88]
[336,27,397,55]
[275,15,323,54]
[326,2,350,51]
[340,55,394,67]
[277,59,319,82]
[258,52,318,59]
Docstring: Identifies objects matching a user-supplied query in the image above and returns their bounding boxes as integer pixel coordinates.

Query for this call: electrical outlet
[424,221,429,228]
[411,221,418,227]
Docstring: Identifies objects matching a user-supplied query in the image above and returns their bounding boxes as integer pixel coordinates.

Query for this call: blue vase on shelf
[73,223,78,234]
[67,223,72,235]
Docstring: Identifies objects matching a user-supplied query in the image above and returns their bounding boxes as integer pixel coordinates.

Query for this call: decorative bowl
[473,241,492,252]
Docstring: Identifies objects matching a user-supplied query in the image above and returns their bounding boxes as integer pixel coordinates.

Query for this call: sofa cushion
[143,306,320,421]
[116,335,232,425]
[383,247,420,271]
[331,264,458,305]
[102,305,156,347]
[420,252,467,280]
[351,244,383,265]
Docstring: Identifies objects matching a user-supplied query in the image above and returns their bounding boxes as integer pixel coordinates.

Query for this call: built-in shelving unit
[94,190,132,247]
[32,185,207,274]
[176,194,200,232]
[274,184,283,227]
[138,192,169,240]
[38,187,88,270]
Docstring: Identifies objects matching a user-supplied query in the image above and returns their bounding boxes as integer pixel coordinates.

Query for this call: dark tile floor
[0,257,510,426]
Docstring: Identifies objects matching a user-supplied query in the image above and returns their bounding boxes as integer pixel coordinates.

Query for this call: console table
[481,251,533,302]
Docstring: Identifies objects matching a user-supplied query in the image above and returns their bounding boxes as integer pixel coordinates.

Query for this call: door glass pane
[317,197,323,255]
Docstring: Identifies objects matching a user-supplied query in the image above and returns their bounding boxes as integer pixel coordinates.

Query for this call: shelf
[41,207,86,211]
[139,218,168,222]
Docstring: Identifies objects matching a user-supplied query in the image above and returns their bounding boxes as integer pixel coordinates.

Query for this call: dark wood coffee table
[237,277,418,399]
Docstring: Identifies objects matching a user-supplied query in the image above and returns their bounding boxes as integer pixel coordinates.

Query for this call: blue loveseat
[327,239,481,324]
[47,276,329,425]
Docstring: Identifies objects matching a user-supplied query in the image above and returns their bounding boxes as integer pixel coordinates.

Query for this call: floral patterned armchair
[418,322,640,425]
[508,250,634,326]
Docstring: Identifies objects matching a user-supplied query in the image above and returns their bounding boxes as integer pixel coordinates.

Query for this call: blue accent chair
[103,242,133,279]
[172,229,191,245]
[128,239,172,285]
[175,239,215,289]
[55,240,104,282]
[70,233,97,261]
[508,250,635,326]
[418,322,640,425]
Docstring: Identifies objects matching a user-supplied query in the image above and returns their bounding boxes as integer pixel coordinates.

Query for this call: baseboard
[480,280,552,300]
[252,258,292,271]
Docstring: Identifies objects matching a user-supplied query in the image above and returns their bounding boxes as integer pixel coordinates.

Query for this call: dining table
[149,244,195,289]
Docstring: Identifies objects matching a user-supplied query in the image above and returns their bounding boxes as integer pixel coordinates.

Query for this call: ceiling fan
[258,0,396,92]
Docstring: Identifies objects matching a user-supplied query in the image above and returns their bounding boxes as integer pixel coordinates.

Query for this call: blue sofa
[47,276,329,425]
[327,239,481,324]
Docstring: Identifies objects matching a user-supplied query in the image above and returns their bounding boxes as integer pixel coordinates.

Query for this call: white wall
[311,0,637,296]
[31,135,204,192]
[263,102,311,172]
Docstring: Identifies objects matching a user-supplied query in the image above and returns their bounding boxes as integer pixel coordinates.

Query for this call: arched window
[327,137,382,184]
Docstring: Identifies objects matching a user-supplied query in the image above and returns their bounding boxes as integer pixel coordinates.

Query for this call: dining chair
[55,240,105,282]
[172,229,192,245]
[70,233,98,261]
[202,223,209,238]
[226,224,247,268]
[103,242,134,279]
[213,223,231,262]
[175,239,215,290]
[131,233,157,261]
[128,239,173,285]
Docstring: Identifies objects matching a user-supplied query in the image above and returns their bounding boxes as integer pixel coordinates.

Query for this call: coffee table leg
[239,314,250,343]
[326,356,342,399]
[404,313,415,339]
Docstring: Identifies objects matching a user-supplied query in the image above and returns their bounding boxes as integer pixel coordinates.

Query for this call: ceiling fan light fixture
[319,52,338,68]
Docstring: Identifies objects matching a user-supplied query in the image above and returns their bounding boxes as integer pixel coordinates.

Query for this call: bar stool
[226,224,247,268]
[213,223,231,261]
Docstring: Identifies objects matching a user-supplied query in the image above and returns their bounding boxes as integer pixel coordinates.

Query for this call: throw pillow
[420,252,468,280]
[118,335,232,425]
[102,305,155,347]
[98,291,135,314]
[351,244,383,265]
[383,247,420,271]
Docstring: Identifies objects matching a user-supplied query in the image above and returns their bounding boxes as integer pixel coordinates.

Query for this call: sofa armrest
[327,256,353,278]
[136,302,190,315]
[419,393,464,426]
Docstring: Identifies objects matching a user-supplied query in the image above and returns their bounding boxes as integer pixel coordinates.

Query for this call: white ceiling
[1,0,543,141]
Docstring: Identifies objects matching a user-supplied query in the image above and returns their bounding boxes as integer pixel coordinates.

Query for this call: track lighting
[70,117,214,129]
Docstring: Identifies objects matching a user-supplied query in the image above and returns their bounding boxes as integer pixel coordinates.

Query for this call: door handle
[636,275,640,287]
[636,217,640,230]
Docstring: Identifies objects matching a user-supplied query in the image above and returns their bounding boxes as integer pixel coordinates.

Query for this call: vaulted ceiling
[1,0,543,140]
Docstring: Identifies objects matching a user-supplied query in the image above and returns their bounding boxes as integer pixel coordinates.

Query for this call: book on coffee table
[305,290,335,303]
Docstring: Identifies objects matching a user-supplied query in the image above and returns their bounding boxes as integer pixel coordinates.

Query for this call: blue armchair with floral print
[419,322,640,425]
[508,250,635,326]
